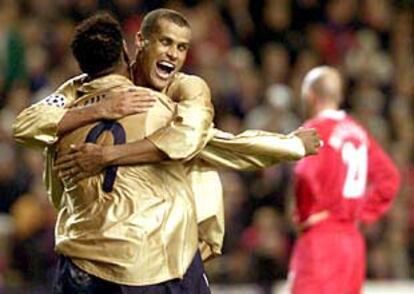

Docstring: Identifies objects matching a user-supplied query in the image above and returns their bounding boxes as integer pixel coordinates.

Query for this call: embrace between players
[13,9,399,294]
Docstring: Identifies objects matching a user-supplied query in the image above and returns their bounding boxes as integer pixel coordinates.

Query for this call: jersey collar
[317,109,346,120]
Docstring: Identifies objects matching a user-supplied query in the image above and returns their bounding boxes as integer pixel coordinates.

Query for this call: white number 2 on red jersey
[341,142,368,198]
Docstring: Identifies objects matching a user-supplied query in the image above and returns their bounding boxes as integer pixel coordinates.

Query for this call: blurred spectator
[0,143,31,214]
[260,43,290,86]
[0,214,19,293]
[322,0,358,65]
[0,0,27,103]
[241,207,290,284]
[256,0,297,55]
[360,0,392,48]
[10,181,56,292]
[350,79,391,147]
[219,0,255,46]
[345,29,393,85]
[245,83,300,133]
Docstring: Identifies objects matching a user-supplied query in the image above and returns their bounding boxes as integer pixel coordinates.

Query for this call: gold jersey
[59,75,198,285]
[13,72,306,270]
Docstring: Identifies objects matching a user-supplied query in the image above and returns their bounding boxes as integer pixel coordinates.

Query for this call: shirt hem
[71,259,185,286]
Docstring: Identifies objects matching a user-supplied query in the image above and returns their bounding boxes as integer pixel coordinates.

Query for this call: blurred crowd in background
[0,0,413,292]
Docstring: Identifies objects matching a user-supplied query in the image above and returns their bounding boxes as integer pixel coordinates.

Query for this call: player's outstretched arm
[198,127,321,171]
[53,75,321,180]
[55,126,321,182]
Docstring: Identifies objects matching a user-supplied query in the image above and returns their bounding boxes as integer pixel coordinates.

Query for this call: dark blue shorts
[53,251,210,294]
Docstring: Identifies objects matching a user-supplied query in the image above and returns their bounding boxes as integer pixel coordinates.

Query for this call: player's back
[294,109,370,224]
[55,74,199,285]
[57,74,180,212]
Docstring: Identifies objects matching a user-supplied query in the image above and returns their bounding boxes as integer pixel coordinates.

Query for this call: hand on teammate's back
[100,86,157,120]
[54,143,106,183]
[291,127,322,156]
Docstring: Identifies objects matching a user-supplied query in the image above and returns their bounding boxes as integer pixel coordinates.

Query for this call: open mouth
[155,61,175,79]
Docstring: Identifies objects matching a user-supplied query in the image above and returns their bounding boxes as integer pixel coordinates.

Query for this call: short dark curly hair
[71,12,123,76]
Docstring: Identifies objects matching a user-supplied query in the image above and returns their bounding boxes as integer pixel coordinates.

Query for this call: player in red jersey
[288,66,400,294]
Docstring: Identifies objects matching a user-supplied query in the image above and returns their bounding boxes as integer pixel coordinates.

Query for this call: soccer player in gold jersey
[20,13,209,293]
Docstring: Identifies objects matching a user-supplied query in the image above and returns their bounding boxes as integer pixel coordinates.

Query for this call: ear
[122,40,129,57]
[306,91,317,108]
[121,40,131,65]
[135,32,146,51]
[122,40,128,52]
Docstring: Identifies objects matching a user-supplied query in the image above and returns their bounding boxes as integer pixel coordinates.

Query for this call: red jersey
[294,109,400,224]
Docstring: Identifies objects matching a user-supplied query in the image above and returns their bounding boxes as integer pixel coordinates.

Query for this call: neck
[314,103,338,116]
[88,64,128,81]
[132,52,155,89]
[132,62,146,87]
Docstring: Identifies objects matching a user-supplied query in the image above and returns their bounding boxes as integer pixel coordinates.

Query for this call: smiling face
[134,18,191,91]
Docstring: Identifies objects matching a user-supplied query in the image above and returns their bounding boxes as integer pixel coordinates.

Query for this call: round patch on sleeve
[41,94,68,108]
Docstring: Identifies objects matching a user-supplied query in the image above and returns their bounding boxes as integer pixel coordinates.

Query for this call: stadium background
[0,0,413,293]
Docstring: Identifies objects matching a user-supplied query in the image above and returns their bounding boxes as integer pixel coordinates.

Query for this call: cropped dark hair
[71,12,123,76]
[141,8,190,38]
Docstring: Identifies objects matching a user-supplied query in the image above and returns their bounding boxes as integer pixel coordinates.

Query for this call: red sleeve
[359,137,401,224]
[294,153,323,221]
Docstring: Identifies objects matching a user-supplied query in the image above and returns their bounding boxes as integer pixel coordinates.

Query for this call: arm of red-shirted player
[293,146,325,215]
[359,138,401,224]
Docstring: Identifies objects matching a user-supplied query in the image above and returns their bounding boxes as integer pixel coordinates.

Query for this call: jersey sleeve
[146,75,214,161]
[44,146,64,210]
[198,129,305,170]
[359,137,401,224]
[12,75,84,148]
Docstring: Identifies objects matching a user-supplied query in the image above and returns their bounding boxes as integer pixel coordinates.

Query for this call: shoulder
[182,74,210,92]
[147,88,175,113]
[167,73,211,102]
[303,117,331,131]
[57,74,87,92]
[54,74,87,102]
[344,115,371,144]
[36,74,87,108]
[177,73,208,86]
[345,115,367,134]
[304,117,337,142]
